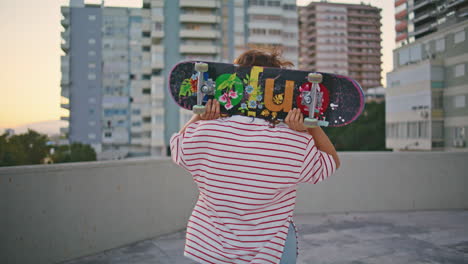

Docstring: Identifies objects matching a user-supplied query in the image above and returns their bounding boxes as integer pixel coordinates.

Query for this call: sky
[0,0,394,129]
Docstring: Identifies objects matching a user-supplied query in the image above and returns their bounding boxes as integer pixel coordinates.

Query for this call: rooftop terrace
[1,152,468,264]
[62,210,468,264]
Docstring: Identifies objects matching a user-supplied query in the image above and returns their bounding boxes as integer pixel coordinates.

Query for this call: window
[88,63,96,69]
[88,97,96,104]
[88,38,96,45]
[432,121,444,139]
[435,38,445,52]
[88,133,96,139]
[454,127,465,139]
[88,15,96,21]
[454,30,465,44]
[88,73,96,80]
[143,116,151,123]
[142,88,151,94]
[454,64,465,77]
[89,121,96,127]
[88,50,96,56]
[419,121,428,138]
[132,109,141,115]
[454,95,466,108]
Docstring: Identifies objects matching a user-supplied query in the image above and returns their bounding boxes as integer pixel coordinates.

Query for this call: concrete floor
[62,210,468,264]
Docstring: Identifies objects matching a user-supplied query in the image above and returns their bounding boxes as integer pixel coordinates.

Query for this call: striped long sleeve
[169,116,337,263]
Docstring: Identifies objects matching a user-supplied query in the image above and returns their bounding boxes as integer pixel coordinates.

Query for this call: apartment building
[61,0,299,158]
[386,20,468,151]
[144,0,298,155]
[299,2,382,90]
[61,1,159,159]
[395,0,468,47]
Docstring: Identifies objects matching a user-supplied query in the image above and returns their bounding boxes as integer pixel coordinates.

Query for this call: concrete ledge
[1,152,467,264]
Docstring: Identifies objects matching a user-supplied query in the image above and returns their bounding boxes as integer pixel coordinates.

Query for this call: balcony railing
[180,14,219,24]
[180,29,220,39]
[61,42,69,53]
[180,44,219,54]
[61,17,69,28]
[180,0,219,8]
[413,0,437,11]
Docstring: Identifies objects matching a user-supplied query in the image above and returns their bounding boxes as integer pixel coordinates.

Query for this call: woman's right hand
[284,108,308,133]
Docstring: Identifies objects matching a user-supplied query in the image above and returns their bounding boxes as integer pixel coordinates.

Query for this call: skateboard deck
[169,61,365,127]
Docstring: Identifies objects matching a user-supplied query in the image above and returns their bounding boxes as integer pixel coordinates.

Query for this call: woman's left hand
[285,108,308,133]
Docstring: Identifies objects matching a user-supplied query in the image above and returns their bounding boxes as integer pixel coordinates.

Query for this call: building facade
[395,0,468,47]
[386,20,468,151]
[61,0,299,158]
[61,1,157,159]
[298,2,382,90]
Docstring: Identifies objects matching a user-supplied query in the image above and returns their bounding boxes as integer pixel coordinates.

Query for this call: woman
[171,49,340,264]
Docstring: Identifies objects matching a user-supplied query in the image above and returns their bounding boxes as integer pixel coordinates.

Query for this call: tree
[0,129,50,166]
[323,102,388,151]
[51,142,96,163]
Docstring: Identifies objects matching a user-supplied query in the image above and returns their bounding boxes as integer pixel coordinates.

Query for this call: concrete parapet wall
[1,152,467,263]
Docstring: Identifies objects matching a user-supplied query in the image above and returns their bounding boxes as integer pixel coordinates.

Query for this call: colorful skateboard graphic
[169,61,365,127]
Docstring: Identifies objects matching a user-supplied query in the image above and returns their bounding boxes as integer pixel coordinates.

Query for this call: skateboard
[168,61,365,127]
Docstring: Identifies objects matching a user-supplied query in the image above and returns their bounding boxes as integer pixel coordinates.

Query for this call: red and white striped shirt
[170,115,336,264]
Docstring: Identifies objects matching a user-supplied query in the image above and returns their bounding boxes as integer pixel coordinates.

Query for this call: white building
[386,20,468,151]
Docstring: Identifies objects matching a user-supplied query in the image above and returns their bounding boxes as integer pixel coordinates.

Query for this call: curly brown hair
[234,49,294,68]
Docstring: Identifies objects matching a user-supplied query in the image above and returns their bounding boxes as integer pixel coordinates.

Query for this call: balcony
[61,74,70,86]
[61,6,69,16]
[61,86,69,98]
[413,0,437,11]
[180,44,219,54]
[1,152,467,263]
[61,55,69,67]
[180,0,219,8]
[395,21,408,32]
[60,116,70,121]
[142,21,151,33]
[61,30,69,42]
[61,42,69,53]
[412,22,437,37]
[151,31,164,39]
[59,126,69,134]
[142,37,151,47]
[179,29,220,39]
[347,35,381,42]
[60,103,70,110]
[180,14,219,24]
[150,0,164,8]
[61,17,69,28]
[151,44,164,53]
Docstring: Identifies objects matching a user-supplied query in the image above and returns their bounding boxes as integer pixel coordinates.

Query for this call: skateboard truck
[193,62,215,115]
[302,73,323,128]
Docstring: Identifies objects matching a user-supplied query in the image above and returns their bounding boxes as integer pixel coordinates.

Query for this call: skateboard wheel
[193,105,206,115]
[307,73,323,83]
[201,85,213,94]
[195,63,208,72]
[317,120,329,127]
[304,118,318,128]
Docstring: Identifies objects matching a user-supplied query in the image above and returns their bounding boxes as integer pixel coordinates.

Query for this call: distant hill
[1,120,67,136]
